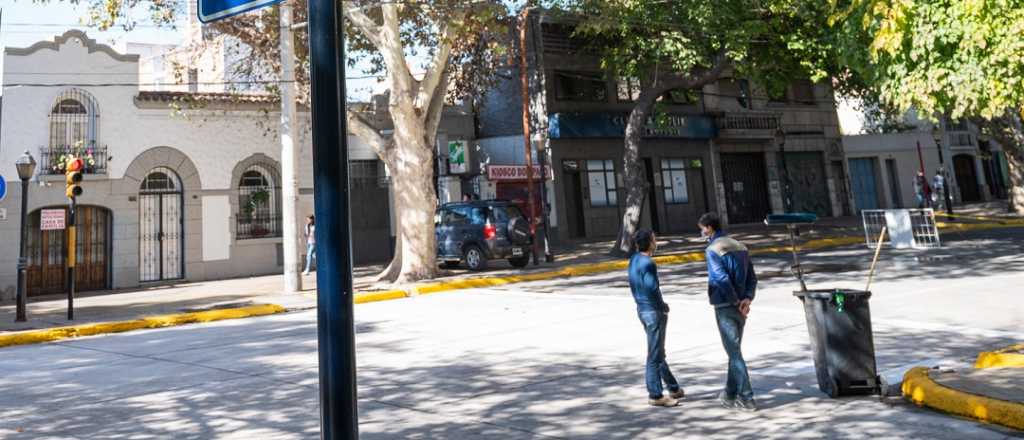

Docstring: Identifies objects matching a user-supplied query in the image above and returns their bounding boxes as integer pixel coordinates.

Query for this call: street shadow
[0,309,1016,439]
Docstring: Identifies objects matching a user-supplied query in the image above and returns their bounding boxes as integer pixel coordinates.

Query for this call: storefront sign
[548,113,717,139]
[448,140,468,174]
[487,165,553,181]
[41,209,66,230]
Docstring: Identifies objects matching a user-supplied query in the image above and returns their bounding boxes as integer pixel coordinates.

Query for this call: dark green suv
[436,201,533,271]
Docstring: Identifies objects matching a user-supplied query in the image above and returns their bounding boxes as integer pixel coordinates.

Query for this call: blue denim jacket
[628,253,669,313]
[704,232,757,307]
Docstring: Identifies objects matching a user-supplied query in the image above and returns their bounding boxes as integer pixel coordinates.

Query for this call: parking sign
[198,0,282,23]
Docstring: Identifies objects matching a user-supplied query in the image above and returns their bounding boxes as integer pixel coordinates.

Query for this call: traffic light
[65,157,84,199]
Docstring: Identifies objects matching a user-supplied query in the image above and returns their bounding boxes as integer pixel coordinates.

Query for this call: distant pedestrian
[303,215,316,275]
[627,229,684,407]
[913,171,931,208]
[932,170,946,209]
[699,213,758,412]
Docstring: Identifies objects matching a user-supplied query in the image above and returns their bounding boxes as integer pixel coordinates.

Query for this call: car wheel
[440,261,460,269]
[463,245,487,271]
[508,255,530,268]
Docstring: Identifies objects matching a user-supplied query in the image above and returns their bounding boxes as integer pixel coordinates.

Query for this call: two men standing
[627,212,757,412]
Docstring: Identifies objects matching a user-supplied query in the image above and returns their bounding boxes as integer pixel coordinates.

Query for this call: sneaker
[668,388,685,400]
[648,396,680,407]
[718,391,736,409]
[734,398,758,412]
[302,270,310,275]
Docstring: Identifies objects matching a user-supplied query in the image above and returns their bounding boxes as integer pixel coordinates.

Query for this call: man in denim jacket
[699,212,758,411]
[628,229,684,407]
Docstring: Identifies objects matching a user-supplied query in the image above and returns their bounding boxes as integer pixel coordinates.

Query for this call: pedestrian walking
[303,215,316,274]
[913,171,931,209]
[698,213,758,412]
[932,170,946,209]
[627,229,684,407]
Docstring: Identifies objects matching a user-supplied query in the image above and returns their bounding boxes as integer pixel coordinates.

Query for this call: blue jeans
[304,243,316,273]
[715,306,753,400]
[639,310,680,399]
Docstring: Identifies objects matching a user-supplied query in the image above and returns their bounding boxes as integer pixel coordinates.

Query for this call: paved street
[1,229,1022,439]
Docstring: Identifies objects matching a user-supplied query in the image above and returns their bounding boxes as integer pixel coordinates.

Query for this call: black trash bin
[794,289,880,397]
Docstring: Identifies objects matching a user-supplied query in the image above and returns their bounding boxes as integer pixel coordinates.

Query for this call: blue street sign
[198,0,282,23]
[0,175,7,203]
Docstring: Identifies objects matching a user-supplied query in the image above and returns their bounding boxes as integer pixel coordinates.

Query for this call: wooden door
[26,206,111,296]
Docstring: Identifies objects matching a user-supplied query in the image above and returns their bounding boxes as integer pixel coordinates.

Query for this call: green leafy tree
[829,0,1024,212]
[549,0,837,253]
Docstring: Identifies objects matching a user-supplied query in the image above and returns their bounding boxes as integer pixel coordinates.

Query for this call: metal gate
[349,160,392,264]
[848,158,880,212]
[781,151,830,216]
[720,153,770,224]
[139,167,184,282]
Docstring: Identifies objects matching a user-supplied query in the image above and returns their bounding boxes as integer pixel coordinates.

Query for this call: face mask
[700,229,711,242]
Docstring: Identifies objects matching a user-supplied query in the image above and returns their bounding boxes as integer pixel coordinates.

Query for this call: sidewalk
[904,343,1024,431]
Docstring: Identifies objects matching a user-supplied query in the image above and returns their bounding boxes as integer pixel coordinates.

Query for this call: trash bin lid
[765,213,818,225]
[793,289,872,300]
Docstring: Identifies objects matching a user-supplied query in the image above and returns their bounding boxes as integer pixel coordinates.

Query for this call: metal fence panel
[861,208,941,249]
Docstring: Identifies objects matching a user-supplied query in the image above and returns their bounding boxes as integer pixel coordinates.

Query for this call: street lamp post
[931,127,955,217]
[14,151,37,323]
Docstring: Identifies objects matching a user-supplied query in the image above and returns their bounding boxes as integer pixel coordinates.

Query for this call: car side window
[470,207,487,225]
[443,208,468,226]
[491,207,508,224]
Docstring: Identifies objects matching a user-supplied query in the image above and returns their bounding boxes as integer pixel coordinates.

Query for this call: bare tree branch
[379,2,416,101]
[347,110,389,157]
[343,3,384,49]
[424,70,452,148]
[415,17,459,113]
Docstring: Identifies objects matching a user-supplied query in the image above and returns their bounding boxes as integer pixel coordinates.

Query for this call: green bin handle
[834,291,846,313]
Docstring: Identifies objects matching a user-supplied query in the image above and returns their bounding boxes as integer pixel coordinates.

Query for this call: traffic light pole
[67,197,76,321]
[307,0,359,437]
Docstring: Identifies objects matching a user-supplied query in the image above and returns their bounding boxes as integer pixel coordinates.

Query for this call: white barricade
[862,209,941,249]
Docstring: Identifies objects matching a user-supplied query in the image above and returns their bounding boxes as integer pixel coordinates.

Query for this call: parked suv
[436,200,533,271]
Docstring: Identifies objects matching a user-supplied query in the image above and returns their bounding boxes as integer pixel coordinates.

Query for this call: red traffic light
[66,158,84,172]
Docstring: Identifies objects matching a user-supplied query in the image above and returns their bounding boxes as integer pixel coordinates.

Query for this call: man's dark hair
[698,212,721,232]
[634,228,655,253]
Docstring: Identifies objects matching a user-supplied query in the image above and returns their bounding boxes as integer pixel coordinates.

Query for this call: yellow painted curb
[354,290,409,304]
[902,367,1024,431]
[0,304,287,349]
[976,343,1024,369]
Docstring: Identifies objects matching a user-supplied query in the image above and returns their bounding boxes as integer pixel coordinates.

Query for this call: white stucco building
[0,30,328,299]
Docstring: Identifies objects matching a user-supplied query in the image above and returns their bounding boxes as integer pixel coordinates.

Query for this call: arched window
[49,89,99,148]
[237,163,282,239]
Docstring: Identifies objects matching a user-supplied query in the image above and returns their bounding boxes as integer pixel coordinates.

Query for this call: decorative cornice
[4,29,140,62]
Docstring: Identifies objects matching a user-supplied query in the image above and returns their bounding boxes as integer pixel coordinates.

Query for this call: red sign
[487,165,553,181]
[40,209,66,231]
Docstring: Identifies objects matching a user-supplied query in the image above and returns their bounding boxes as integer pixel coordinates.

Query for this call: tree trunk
[611,91,660,256]
[383,111,439,283]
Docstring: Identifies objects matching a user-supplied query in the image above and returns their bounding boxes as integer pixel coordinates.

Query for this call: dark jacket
[704,232,757,307]
[628,253,669,313]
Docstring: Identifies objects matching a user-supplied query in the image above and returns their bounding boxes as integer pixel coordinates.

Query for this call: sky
[0,0,386,100]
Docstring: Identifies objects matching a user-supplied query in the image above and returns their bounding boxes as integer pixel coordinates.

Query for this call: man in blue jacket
[699,212,758,412]
[628,229,684,407]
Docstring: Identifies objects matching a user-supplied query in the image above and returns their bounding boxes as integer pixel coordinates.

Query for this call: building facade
[0,31,364,300]
[476,16,852,242]
[843,120,1011,212]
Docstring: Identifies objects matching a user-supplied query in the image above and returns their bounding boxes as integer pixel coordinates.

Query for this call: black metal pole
[307,0,358,437]
[778,139,792,212]
[15,177,29,323]
[67,198,76,321]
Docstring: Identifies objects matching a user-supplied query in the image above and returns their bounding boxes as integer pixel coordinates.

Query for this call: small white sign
[40,209,66,230]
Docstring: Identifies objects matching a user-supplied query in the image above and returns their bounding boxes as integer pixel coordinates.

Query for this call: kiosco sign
[487,165,553,181]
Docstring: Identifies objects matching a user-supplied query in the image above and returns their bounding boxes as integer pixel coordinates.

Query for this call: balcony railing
[237,214,283,240]
[39,144,109,175]
[715,112,781,131]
